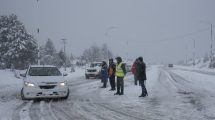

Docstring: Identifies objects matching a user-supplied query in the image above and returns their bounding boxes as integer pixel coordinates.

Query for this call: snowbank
[0,70,23,86]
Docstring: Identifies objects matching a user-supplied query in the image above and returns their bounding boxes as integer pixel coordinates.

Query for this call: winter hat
[102,61,106,65]
[109,58,113,62]
[135,58,139,62]
[138,57,143,62]
[115,57,122,63]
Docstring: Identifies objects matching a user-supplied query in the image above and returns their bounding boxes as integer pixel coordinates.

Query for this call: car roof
[91,62,102,64]
[30,65,57,68]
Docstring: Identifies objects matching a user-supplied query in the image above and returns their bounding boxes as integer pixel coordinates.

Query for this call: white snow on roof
[30,65,57,67]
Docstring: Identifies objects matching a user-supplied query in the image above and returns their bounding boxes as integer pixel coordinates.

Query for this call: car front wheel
[21,88,27,100]
[85,74,89,79]
[62,89,70,99]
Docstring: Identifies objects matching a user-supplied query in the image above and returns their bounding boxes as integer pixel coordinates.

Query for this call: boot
[114,92,120,95]
[119,91,124,95]
[139,93,146,97]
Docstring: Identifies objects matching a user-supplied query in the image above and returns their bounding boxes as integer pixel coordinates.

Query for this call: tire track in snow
[29,100,55,120]
[163,68,214,119]
[145,67,196,119]
[96,103,146,120]
[75,100,127,120]
[78,85,147,120]
[12,101,33,120]
[12,102,28,120]
[50,100,89,120]
[144,69,177,119]
[29,101,41,120]
[67,75,146,120]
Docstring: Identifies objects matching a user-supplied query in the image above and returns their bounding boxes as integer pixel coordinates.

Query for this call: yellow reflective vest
[115,63,125,77]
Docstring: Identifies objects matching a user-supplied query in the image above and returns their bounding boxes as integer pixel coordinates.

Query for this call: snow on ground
[0,70,23,120]
[0,70,23,86]
[174,64,215,75]
[0,65,215,120]
[170,68,215,118]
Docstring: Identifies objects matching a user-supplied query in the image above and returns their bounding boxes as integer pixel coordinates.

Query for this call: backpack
[108,67,114,76]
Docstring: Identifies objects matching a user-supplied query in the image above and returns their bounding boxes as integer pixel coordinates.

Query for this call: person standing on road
[114,57,126,95]
[101,61,108,88]
[136,57,148,97]
[108,58,116,91]
[131,58,139,85]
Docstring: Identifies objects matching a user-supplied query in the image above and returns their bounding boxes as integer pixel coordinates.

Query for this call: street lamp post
[200,21,214,62]
[62,38,67,71]
[105,26,117,60]
[192,39,196,66]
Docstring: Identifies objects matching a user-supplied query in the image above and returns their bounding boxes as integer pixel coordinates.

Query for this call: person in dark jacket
[136,57,148,97]
[101,61,108,88]
[108,58,116,91]
[131,58,139,85]
[114,57,126,95]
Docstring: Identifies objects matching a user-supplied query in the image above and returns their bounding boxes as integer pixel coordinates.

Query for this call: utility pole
[193,39,196,66]
[185,45,188,65]
[105,32,108,60]
[36,0,40,65]
[62,38,67,71]
[210,24,213,62]
[126,40,128,62]
[37,29,40,65]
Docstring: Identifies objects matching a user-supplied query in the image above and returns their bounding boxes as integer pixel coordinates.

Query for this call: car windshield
[90,63,101,67]
[28,67,62,76]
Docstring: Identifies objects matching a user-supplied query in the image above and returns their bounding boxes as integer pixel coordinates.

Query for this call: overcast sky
[1,0,215,64]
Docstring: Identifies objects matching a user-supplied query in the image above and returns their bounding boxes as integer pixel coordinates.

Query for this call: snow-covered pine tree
[58,50,66,67]
[44,38,56,56]
[0,14,37,69]
[40,39,57,65]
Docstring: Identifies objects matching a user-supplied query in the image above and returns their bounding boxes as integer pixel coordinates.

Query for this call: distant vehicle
[20,65,69,100]
[168,64,174,67]
[209,60,215,68]
[126,64,132,72]
[85,62,102,79]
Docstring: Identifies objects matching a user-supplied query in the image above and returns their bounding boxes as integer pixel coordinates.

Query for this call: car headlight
[60,81,67,86]
[24,82,35,87]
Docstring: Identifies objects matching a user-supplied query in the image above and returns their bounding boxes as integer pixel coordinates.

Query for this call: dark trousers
[116,77,124,94]
[102,77,108,87]
[140,80,148,96]
[134,75,138,85]
[109,76,115,90]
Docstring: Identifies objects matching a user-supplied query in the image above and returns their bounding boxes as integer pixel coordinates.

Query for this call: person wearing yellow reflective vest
[114,57,126,95]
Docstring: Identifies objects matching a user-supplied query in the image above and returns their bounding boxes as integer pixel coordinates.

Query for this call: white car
[20,65,69,100]
[85,62,102,79]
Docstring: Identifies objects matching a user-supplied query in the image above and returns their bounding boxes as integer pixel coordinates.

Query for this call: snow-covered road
[0,66,215,120]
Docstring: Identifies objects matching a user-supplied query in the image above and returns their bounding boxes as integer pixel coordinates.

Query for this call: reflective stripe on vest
[116,63,125,77]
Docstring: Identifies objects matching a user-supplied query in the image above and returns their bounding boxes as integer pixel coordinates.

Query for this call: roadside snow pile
[59,67,85,80]
[181,57,214,69]
[0,70,23,120]
[0,70,23,86]
[175,58,215,74]
[174,65,215,75]
[194,59,210,69]
[67,67,85,78]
